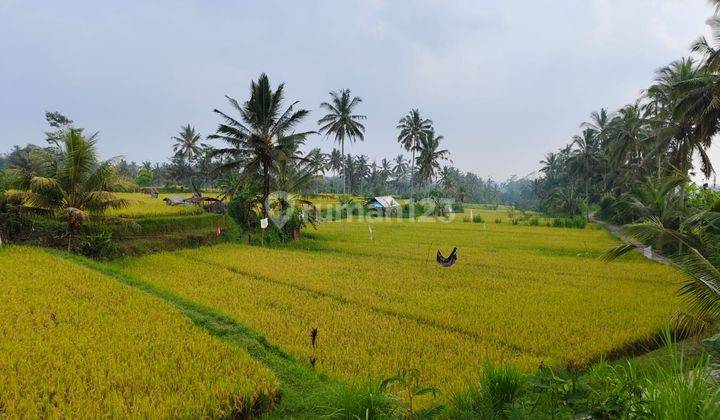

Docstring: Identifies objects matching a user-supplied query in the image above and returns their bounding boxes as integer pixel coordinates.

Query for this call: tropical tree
[13,129,129,249]
[380,158,392,180]
[209,73,313,217]
[317,89,366,194]
[355,155,371,194]
[654,58,713,206]
[392,154,408,182]
[329,148,344,176]
[581,108,612,146]
[415,129,449,186]
[172,124,203,165]
[539,152,558,174]
[567,128,602,201]
[603,102,650,192]
[397,109,433,197]
[546,186,585,216]
[439,166,459,194]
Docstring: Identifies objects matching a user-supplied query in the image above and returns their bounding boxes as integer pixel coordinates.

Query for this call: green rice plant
[466,214,485,223]
[318,379,398,419]
[642,329,720,420]
[448,361,526,419]
[383,368,444,419]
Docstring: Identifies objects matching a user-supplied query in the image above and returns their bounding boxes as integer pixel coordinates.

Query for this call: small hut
[367,196,400,216]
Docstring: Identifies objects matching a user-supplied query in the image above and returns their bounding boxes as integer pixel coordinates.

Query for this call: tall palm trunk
[341,139,346,195]
[410,148,416,201]
[262,161,270,218]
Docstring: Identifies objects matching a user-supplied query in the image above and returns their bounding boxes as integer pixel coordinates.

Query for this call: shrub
[134,168,153,187]
[318,379,398,419]
[228,196,261,229]
[468,214,484,223]
[73,231,119,260]
[448,361,526,418]
[529,217,540,226]
[551,216,587,229]
[571,216,587,229]
[401,203,428,218]
[494,218,502,224]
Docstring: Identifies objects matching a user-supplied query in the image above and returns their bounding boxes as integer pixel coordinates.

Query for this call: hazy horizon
[1,0,719,182]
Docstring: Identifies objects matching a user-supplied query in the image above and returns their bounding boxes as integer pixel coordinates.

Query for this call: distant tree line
[535,15,720,220]
[2,83,539,207]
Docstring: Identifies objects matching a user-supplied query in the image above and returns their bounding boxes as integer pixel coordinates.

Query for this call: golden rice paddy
[0,246,278,417]
[111,213,680,396]
[104,192,205,218]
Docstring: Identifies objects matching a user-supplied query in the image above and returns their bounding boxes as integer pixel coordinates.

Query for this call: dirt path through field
[589,214,671,265]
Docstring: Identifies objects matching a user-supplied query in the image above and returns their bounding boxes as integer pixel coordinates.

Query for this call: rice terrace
[3,1,720,419]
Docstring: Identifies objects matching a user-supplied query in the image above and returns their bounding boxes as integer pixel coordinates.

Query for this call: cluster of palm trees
[538,15,720,219]
[315,93,450,197]
[541,5,720,326]
[207,74,451,207]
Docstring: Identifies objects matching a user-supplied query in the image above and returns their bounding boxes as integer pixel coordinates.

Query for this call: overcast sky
[1,0,718,181]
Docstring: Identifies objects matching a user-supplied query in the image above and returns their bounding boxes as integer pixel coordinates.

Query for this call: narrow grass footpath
[51,250,348,419]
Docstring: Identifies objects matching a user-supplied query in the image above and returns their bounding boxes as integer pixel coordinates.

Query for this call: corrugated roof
[370,196,400,208]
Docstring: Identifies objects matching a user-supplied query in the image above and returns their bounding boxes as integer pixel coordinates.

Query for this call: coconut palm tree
[648,57,712,206]
[397,109,433,197]
[343,154,357,194]
[680,15,720,146]
[209,73,313,218]
[603,102,651,192]
[355,155,370,194]
[539,152,560,181]
[581,108,612,145]
[317,89,366,194]
[567,128,601,201]
[439,166,458,194]
[172,124,203,165]
[392,154,408,182]
[16,129,129,249]
[329,148,344,176]
[415,129,449,186]
[380,158,392,180]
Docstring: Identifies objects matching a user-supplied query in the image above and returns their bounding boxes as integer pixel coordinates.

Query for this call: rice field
[111,212,680,397]
[0,246,279,417]
[104,192,205,218]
